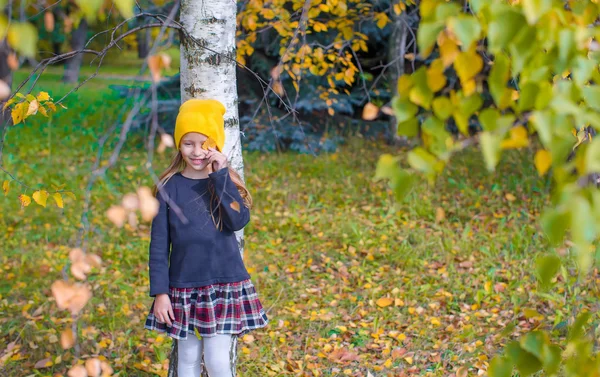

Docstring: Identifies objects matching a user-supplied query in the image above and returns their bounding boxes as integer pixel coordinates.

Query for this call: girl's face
[180,132,211,171]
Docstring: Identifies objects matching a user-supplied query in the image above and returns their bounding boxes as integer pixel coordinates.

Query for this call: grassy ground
[0,70,599,377]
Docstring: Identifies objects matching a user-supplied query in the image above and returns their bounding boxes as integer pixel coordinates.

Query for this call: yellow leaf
[202,138,217,150]
[37,91,50,102]
[376,297,393,307]
[454,46,483,84]
[501,126,529,149]
[11,101,27,125]
[430,317,441,326]
[18,194,31,207]
[53,193,64,208]
[38,106,48,117]
[375,12,390,29]
[484,280,492,293]
[426,59,446,92]
[397,75,413,94]
[2,180,8,196]
[362,102,379,120]
[438,31,459,67]
[32,190,49,207]
[535,149,552,176]
[64,191,76,201]
[404,356,413,365]
[505,193,516,201]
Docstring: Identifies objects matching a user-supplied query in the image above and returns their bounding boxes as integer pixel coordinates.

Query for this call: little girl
[145,99,268,377]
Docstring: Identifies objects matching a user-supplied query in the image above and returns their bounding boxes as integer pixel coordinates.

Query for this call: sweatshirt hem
[169,274,251,289]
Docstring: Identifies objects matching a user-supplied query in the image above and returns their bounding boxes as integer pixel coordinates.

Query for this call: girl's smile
[180,132,212,175]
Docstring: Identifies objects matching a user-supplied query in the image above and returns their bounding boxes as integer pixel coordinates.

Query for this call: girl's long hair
[152,150,253,230]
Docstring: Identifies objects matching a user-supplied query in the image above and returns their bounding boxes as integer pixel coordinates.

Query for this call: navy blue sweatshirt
[148,167,251,297]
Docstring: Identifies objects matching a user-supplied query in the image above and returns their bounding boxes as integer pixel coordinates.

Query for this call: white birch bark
[170,1,242,376]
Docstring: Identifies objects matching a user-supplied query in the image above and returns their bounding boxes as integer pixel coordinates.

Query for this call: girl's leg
[203,334,234,377]
[177,333,203,377]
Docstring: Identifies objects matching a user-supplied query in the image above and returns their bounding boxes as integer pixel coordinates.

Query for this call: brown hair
[152,150,253,230]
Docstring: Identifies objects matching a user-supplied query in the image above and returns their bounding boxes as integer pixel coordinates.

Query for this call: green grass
[0,70,599,377]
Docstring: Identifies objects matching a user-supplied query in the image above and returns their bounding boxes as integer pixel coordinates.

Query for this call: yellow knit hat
[174,99,226,151]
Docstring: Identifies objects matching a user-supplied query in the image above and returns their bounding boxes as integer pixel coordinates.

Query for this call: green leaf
[488,8,525,53]
[541,343,561,375]
[390,169,416,202]
[407,147,442,175]
[435,2,461,21]
[469,0,490,13]
[374,154,401,181]
[408,67,433,109]
[505,341,543,377]
[397,118,419,138]
[568,311,591,341]
[520,331,547,364]
[392,97,419,123]
[573,56,596,86]
[534,81,553,110]
[558,28,575,65]
[489,53,510,107]
[582,86,600,111]
[585,137,600,173]
[509,26,536,75]
[522,0,552,24]
[113,0,135,19]
[7,23,38,58]
[432,97,452,120]
[480,132,502,171]
[448,15,481,50]
[535,254,561,289]
[488,356,513,377]
[479,109,499,132]
[518,82,539,112]
[417,22,445,57]
[540,207,569,246]
[571,195,596,244]
[74,0,103,22]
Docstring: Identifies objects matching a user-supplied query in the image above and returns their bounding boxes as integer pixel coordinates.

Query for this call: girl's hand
[207,148,228,172]
[153,294,174,326]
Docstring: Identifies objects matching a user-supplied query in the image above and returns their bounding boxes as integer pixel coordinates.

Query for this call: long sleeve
[148,188,171,297]
[209,167,250,231]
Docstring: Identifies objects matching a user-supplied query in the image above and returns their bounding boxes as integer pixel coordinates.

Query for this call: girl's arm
[148,188,171,297]
[209,167,251,231]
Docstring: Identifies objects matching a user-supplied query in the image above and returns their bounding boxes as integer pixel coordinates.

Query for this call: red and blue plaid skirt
[145,279,268,340]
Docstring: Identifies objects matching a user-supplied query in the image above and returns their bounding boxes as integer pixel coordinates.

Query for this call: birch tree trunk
[387,10,408,145]
[169,1,241,376]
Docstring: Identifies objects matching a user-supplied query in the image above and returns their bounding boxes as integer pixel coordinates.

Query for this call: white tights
[177,333,234,377]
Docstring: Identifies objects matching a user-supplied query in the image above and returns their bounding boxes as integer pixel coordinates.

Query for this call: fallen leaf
[505,193,516,202]
[106,205,126,227]
[138,186,159,221]
[61,328,75,349]
[121,193,140,211]
[7,53,18,71]
[34,357,52,369]
[3,180,9,196]
[362,102,379,121]
[376,297,393,307]
[67,365,87,377]
[86,358,101,377]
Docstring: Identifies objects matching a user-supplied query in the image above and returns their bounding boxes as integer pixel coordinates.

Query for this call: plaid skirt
[144,279,268,340]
